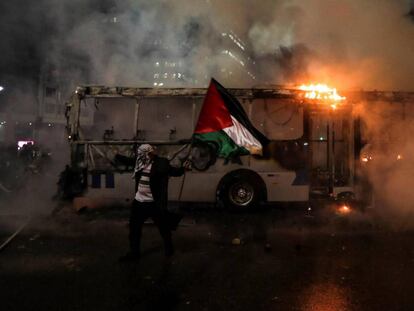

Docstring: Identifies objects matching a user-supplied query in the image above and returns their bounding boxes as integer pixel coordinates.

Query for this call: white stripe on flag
[223,116,263,155]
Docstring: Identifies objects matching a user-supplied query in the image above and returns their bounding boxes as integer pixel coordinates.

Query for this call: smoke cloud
[355,99,414,223]
[1,0,413,91]
[60,0,414,90]
[248,0,414,90]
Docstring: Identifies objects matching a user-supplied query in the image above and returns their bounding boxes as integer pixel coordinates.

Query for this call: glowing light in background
[17,140,34,150]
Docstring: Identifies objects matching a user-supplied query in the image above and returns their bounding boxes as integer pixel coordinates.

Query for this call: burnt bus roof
[71,85,414,103]
[73,85,297,99]
[65,86,414,146]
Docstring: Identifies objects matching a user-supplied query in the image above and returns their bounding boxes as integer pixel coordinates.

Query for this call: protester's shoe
[119,252,140,263]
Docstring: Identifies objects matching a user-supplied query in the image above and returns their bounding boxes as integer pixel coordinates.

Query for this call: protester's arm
[168,164,185,177]
[167,158,192,177]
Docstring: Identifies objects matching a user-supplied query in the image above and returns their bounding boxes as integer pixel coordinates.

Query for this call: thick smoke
[56,0,413,89]
[1,0,413,90]
[48,0,251,88]
[248,0,414,90]
[355,100,414,222]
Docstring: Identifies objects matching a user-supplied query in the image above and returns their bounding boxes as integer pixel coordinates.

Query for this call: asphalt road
[1,206,414,311]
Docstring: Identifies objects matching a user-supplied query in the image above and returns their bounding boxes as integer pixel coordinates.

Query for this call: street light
[0,86,4,92]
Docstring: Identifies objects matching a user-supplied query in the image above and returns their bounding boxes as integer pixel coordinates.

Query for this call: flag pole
[177,139,194,206]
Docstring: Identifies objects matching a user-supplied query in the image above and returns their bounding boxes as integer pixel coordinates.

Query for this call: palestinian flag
[193,78,269,159]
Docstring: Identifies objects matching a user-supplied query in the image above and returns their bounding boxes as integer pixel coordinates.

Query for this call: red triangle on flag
[194,81,233,134]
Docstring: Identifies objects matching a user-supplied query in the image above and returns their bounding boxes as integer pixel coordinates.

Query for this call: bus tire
[217,169,266,210]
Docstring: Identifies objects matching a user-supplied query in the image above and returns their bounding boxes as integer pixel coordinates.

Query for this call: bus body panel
[65,86,414,205]
[259,172,309,202]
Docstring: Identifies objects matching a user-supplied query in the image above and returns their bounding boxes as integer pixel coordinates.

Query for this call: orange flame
[299,83,346,105]
[338,204,351,215]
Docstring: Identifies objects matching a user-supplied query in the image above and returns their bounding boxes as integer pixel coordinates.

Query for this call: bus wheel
[218,170,266,210]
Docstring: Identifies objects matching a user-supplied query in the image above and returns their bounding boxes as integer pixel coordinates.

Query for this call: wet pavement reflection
[1,207,414,310]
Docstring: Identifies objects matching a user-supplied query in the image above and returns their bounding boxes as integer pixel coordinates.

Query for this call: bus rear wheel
[217,170,266,210]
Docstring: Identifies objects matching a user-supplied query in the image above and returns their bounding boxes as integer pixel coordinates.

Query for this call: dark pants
[129,200,173,256]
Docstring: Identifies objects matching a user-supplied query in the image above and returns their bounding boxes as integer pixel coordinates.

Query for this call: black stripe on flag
[211,78,269,146]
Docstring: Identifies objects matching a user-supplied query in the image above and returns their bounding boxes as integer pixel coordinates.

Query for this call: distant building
[151,29,257,88]
[216,30,257,84]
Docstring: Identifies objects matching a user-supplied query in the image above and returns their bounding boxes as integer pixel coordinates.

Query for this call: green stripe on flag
[194,130,249,159]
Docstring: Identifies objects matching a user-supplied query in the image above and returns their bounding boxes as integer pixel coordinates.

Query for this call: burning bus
[63,84,414,210]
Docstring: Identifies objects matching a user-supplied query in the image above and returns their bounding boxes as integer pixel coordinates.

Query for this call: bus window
[250,98,303,141]
[80,97,136,140]
[138,97,196,141]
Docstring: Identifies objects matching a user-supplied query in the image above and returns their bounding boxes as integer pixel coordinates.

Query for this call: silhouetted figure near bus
[120,144,189,262]
[56,165,75,199]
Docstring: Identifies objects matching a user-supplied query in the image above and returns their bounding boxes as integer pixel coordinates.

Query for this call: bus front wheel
[217,170,266,210]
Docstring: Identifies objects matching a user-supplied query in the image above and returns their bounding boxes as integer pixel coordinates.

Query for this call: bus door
[308,105,354,197]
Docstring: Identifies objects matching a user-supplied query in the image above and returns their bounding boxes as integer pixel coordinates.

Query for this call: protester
[120,144,190,262]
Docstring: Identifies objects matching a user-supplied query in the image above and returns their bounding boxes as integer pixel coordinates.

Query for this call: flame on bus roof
[299,83,346,109]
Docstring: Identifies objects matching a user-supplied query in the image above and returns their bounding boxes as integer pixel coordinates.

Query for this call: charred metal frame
[65,85,414,196]
[65,85,301,173]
